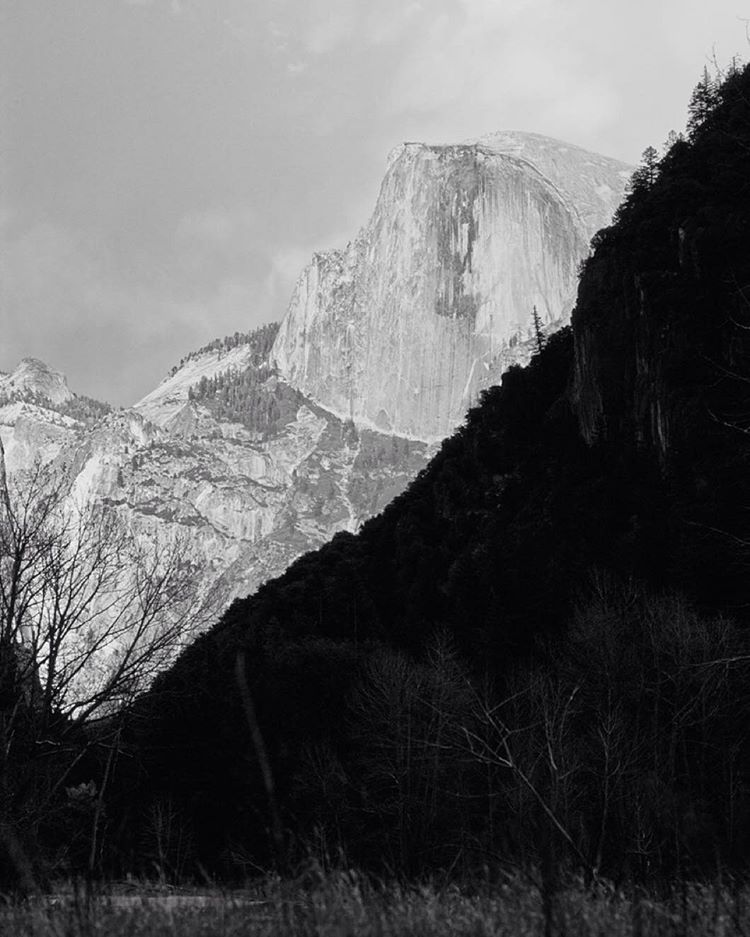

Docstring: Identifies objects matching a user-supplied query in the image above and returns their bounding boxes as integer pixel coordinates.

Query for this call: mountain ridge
[122,64,750,878]
[2,130,629,654]
[271,131,630,440]
[0,357,74,406]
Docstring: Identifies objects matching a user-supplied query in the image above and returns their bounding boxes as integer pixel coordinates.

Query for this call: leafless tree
[460,575,750,882]
[345,635,476,874]
[0,436,198,884]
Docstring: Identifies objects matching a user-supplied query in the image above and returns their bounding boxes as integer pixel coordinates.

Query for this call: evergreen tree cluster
[54,394,113,425]
[618,59,743,212]
[188,366,307,437]
[169,322,280,377]
[0,390,112,426]
[177,322,304,436]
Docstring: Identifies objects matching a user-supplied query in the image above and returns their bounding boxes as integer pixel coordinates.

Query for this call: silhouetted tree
[0,438,195,886]
[687,66,720,137]
[532,305,546,354]
[628,145,660,195]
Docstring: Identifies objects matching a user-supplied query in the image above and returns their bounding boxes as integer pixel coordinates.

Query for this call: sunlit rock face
[1,131,631,635]
[122,349,429,615]
[0,401,78,475]
[0,358,74,406]
[0,360,84,473]
[0,345,429,632]
[272,132,631,440]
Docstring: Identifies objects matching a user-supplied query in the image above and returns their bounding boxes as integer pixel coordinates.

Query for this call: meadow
[4,872,750,937]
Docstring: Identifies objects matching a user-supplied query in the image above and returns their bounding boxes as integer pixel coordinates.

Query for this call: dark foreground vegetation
[6,874,750,937]
[3,61,750,927]
[115,60,750,882]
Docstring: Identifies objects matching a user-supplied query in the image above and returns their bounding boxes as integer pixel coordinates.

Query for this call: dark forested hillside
[117,64,750,881]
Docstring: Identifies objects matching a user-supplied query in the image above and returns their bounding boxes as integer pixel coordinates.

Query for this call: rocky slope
[128,67,750,878]
[272,132,631,440]
[1,131,630,636]
[0,359,82,473]
[1,337,429,634]
[0,357,73,406]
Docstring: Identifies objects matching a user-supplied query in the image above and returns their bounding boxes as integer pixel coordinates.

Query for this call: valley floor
[4,874,750,936]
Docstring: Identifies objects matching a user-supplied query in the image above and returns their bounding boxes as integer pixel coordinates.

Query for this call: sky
[1,0,748,406]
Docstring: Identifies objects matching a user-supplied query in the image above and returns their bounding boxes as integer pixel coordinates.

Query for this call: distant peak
[14,356,62,377]
[1,357,74,405]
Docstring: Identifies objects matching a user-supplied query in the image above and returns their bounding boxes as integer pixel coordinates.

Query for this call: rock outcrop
[0,338,429,634]
[1,131,631,639]
[0,358,73,406]
[0,360,83,473]
[272,132,631,440]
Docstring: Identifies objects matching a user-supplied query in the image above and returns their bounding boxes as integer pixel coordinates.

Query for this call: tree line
[168,322,280,377]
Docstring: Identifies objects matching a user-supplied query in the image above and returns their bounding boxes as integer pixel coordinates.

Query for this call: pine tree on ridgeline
[628,145,660,195]
[532,305,546,354]
[687,65,720,137]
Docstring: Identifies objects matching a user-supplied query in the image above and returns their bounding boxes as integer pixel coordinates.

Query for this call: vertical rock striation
[2,130,631,650]
[272,132,631,440]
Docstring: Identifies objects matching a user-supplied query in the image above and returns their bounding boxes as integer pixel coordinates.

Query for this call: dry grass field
[3,872,750,937]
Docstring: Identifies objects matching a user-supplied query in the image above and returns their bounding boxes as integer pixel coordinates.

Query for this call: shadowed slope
[124,64,750,877]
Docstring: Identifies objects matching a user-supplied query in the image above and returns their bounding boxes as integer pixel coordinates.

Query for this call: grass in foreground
[2,872,750,936]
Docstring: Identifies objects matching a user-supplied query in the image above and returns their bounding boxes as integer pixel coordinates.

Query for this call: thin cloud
[0,222,270,405]
[6,0,748,408]
[287,61,309,77]
[175,207,259,250]
[123,0,183,10]
[267,18,289,52]
[364,2,423,45]
[306,9,355,56]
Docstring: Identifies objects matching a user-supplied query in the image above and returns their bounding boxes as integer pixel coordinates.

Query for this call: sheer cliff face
[272,134,631,440]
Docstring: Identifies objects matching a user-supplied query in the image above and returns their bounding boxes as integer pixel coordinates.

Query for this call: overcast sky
[1,1,747,405]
